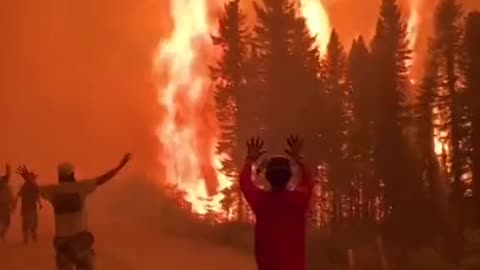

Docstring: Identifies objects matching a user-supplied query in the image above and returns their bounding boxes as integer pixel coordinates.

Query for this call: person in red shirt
[240,136,314,270]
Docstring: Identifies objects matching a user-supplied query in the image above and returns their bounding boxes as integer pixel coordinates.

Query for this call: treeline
[210,0,480,264]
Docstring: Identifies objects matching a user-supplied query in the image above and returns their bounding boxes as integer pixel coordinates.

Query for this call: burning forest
[2,0,480,269]
[152,0,480,267]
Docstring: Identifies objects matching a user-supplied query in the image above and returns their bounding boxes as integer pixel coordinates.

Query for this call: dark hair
[265,157,292,191]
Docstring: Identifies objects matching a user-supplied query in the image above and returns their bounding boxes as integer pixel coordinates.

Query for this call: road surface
[0,182,254,270]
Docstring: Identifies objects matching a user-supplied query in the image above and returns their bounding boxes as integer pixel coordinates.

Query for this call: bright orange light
[407,0,420,70]
[407,0,420,50]
[299,0,331,56]
[153,0,232,216]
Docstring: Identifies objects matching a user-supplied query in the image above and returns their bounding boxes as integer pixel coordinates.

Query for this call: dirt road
[1,218,253,270]
[0,183,254,270]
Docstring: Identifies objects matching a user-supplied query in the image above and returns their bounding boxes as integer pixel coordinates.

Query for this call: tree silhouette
[202,0,480,265]
[414,39,447,245]
[322,29,349,228]
[370,0,427,250]
[210,0,250,221]
[253,0,322,155]
[433,0,466,194]
[429,0,465,262]
[347,36,379,226]
[416,40,440,201]
[463,11,480,226]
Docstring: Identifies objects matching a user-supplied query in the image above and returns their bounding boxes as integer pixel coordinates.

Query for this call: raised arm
[16,165,40,190]
[240,138,266,209]
[16,165,53,201]
[1,163,11,181]
[94,153,132,186]
[285,136,314,204]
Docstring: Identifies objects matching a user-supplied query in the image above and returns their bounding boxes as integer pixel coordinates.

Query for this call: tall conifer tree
[253,0,322,157]
[323,29,348,227]
[347,36,379,225]
[211,0,250,221]
[463,11,480,226]
[370,0,426,249]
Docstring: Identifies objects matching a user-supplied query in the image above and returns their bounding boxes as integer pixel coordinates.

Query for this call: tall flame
[152,0,331,216]
[407,0,420,50]
[407,0,420,72]
[153,0,231,215]
[299,0,331,56]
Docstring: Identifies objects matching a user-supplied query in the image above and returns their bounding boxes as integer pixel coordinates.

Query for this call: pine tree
[414,40,447,242]
[370,0,426,248]
[430,0,466,262]
[242,46,265,141]
[463,11,480,226]
[210,0,250,221]
[433,0,465,199]
[343,80,358,232]
[347,36,379,226]
[322,29,349,228]
[289,9,324,227]
[253,0,322,155]
[416,40,440,200]
[290,15,324,164]
[253,0,294,151]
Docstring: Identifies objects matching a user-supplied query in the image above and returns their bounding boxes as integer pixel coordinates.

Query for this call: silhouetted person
[0,164,13,242]
[16,153,132,270]
[15,175,43,244]
[240,136,313,270]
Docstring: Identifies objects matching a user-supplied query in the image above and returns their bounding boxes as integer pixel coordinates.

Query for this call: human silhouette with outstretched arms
[16,153,132,270]
[240,136,313,270]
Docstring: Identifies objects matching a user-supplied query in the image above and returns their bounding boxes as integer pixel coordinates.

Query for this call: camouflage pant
[55,248,95,270]
[54,232,95,270]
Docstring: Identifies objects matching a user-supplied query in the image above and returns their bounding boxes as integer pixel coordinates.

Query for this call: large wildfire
[153,0,426,215]
[153,0,230,215]
[153,0,332,215]
[407,0,420,77]
[299,0,331,56]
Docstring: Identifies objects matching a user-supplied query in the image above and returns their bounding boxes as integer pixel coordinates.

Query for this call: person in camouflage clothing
[16,153,132,270]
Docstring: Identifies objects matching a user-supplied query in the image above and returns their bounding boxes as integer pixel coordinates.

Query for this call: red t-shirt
[240,160,313,270]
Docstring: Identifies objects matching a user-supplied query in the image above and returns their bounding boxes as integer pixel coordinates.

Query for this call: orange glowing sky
[1,0,479,183]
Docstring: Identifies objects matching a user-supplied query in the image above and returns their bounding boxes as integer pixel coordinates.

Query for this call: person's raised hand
[285,135,304,162]
[1,163,11,181]
[246,137,266,162]
[15,165,37,183]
